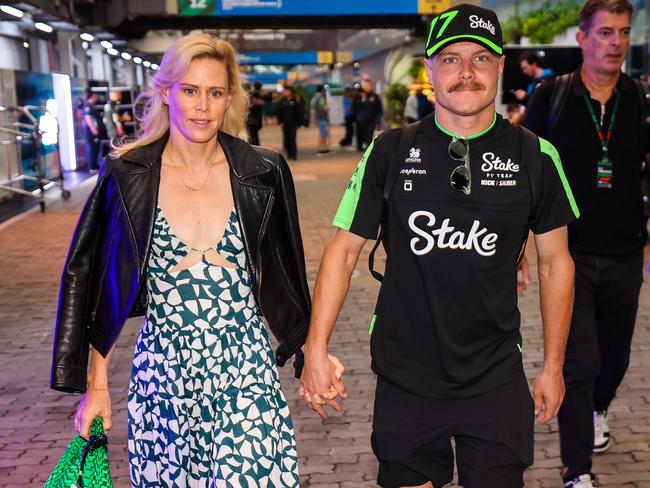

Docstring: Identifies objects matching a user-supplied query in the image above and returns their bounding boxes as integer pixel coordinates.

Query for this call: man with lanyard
[300,4,578,487]
[524,1,649,486]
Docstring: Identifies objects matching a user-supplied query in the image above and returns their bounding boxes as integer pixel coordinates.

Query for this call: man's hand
[532,367,565,424]
[300,351,347,419]
[517,255,531,295]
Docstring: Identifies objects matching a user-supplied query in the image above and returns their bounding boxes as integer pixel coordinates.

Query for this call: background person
[311,84,331,154]
[514,51,554,106]
[507,102,525,127]
[246,80,265,145]
[353,78,383,151]
[339,86,356,148]
[524,1,649,486]
[277,85,301,160]
[50,33,325,487]
[82,88,107,171]
[404,89,419,124]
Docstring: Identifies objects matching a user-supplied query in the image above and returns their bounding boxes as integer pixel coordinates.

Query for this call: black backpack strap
[518,126,542,264]
[546,73,573,134]
[368,120,421,282]
[634,78,650,125]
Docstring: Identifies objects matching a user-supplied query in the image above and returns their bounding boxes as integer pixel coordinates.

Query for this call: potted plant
[384,83,409,128]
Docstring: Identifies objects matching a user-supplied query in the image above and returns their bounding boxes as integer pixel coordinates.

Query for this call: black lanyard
[584,91,620,188]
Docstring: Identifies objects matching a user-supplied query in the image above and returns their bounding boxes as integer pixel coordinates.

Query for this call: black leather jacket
[51,131,311,393]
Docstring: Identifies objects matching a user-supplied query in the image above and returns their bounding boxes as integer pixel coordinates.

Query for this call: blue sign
[239,52,319,65]
[244,72,288,84]
[217,0,418,15]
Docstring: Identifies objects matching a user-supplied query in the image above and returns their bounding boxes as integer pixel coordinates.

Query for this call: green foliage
[505,1,581,45]
[502,14,523,44]
[384,83,410,128]
[409,59,424,80]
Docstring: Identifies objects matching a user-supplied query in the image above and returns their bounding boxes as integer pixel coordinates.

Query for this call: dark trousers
[248,126,260,146]
[340,114,355,146]
[282,124,297,160]
[559,249,643,481]
[356,119,377,151]
[85,138,100,170]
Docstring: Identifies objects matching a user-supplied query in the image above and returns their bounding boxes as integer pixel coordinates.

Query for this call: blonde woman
[50,34,334,486]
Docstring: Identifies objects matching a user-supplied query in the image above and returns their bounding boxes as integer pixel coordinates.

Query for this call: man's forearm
[304,237,359,358]
[538,253,574,372]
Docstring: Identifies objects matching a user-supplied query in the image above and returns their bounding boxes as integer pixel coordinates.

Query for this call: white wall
[0,36,28,71]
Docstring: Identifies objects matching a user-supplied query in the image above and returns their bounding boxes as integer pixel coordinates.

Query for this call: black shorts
[371,374,534,488]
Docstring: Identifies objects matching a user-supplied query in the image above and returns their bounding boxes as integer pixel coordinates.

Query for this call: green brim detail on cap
[426,34,503,57]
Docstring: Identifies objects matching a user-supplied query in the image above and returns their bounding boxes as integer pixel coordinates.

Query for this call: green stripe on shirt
[368,314,377,335]
[539,137,580,219]
[332,140,376,230]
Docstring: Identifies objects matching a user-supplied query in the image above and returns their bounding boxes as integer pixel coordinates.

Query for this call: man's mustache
[448,82,486,93]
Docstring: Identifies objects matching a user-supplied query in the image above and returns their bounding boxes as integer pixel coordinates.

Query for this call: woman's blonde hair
[111,33,248,159]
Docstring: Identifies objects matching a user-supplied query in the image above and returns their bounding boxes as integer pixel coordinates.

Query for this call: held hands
[299,353,347,419]
[74,386,112,439]
[532,368,565,424]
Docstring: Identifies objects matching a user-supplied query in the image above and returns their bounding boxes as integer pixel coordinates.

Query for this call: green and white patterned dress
[127,205,299,487]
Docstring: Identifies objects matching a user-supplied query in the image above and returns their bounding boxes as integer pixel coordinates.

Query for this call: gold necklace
[168,151,219,191]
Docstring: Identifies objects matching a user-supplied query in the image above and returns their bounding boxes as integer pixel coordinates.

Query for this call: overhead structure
[55,0,451,39]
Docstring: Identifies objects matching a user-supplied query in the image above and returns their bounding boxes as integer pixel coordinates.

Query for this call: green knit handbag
[44,417,113,488]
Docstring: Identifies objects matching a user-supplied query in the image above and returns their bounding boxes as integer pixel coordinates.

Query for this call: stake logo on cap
[425,3,503,58]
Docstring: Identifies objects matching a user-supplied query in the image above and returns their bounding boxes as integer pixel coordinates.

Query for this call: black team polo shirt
[334,113,579,398]
[524,67,650,255]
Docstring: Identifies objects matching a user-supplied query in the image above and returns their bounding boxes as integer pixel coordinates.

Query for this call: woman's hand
[74,388,112,439]
[300,351,347,419]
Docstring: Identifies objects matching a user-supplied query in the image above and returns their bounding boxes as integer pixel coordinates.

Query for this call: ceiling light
[80,33,94,42]
[22,41,29,49]
[133,57,142,64]
[0,5,23,18]
[107,48,118,56]
[142,60,151,68]
[121,52,132,60]
[151,63,159,70]
[34,22,54,34]
[100,40,113,49]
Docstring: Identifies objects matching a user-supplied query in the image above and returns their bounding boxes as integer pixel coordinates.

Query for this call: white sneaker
[564,474,595,488]
[593,410,610,453]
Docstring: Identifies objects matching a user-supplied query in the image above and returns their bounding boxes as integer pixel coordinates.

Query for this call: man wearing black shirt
[301,4,578,487]
[524,1,648,486]
[246,81,265,146]
[353,78,383,151]
[277,85,301,160]
[82,88,107,171]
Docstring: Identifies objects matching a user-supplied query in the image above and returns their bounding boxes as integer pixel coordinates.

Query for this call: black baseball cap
[425,3,503,58]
